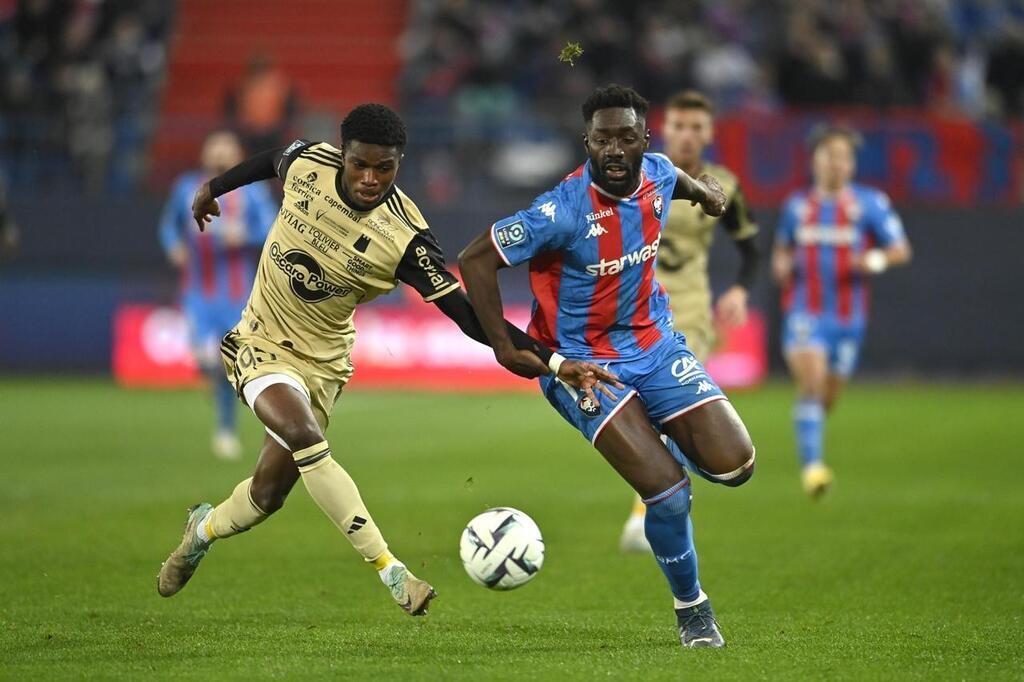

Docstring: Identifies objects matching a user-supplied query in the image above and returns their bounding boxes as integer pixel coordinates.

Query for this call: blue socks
[644,480,701,603]
[794,398,824,468]
[213,372,238,433]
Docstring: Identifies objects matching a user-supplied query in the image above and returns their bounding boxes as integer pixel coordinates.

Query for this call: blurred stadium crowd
[3,1,1024,195]
[0,0,171,192]
[400,0,1024,118]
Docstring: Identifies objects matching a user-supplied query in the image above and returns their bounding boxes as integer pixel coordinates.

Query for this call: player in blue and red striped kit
[159,131,277,459]
[772,125,912,497]
[460,85,757,649]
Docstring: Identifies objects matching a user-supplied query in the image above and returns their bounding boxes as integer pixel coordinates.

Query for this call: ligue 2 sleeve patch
[495,222,527,248]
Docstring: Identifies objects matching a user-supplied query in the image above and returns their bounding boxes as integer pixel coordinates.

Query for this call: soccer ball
[459,507,545,590]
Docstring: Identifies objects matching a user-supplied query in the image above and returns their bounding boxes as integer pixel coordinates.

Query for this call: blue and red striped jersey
[158,171,277,304]
[491,153,678,361]
[776,184,906,322]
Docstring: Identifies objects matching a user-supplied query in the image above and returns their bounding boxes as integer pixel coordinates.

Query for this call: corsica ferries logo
[269,242,351,303]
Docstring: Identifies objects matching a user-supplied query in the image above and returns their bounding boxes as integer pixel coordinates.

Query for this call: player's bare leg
[823,373,847,414]
[786,349,833,497]
[594,397,725,648]
[660,399,756,487]
[158,434,290,597]
[252,384,435,615]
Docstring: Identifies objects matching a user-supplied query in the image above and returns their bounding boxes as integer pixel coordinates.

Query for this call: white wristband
[548,352,566,375]
[864,249,888,274]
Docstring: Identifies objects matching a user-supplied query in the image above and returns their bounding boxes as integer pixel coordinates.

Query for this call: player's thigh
[662,398,754,476]
[785,348,829,397]
[251,382,324,451]
[250,433,299,512]
[593,396,688,499]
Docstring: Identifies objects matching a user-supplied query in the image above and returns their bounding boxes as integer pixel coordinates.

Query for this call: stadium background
[1,2,1023,680]
[1,0,1022,378]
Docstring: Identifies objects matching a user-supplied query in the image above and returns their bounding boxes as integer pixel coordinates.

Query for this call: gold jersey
[656,161,758,355]
[239,140,461,363]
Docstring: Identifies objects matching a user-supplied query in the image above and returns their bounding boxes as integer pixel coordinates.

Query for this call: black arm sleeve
[396,231,554,363]
[207,138,312,198]
[733,236,760,291]
[433,288,554,364]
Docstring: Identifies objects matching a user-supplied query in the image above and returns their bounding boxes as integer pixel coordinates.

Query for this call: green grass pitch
[2,379,1022,680]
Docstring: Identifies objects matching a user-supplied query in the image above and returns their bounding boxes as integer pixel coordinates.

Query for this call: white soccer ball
[459,507,545,590]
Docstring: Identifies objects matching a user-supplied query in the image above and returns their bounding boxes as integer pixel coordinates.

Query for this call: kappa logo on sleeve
[495,222,526,248]
[539,201,557,221]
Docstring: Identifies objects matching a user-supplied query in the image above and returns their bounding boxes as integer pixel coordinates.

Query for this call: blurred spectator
[399,0,1024,120]
[0,0,169,194]
[224,52,300,154]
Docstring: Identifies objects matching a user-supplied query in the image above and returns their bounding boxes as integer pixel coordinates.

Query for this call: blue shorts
[540,333,728,445]
[183,295,246,365]
[782,312,865,377]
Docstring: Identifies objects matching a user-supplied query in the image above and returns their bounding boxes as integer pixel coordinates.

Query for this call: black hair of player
[581,84,650,125]
[340,103,408,151]
[807,123,863,152]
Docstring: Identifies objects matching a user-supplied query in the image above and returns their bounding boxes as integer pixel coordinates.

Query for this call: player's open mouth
[355,190,380,202]
[604,165,628,181]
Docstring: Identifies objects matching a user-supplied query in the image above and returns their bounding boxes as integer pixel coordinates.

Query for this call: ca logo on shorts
[577,394,602,418]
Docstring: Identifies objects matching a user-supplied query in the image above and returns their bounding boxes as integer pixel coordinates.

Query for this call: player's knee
[707,442,756,488]
[275,418,324,452]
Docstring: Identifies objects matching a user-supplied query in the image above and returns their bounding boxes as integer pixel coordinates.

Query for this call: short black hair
[581,84,649,123]
[340,103,407,149]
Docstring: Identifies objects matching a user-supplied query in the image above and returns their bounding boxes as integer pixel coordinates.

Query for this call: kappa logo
[495,222,526,248]
[653,194,664,219]
[586,224,608,239]
[294,199,309,215]
[696,380,715,395]
[577,394,602,418]
[269,242,351,303]
[539,201,557,221]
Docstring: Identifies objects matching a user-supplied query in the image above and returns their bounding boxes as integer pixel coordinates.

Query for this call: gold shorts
[220,328,353,429]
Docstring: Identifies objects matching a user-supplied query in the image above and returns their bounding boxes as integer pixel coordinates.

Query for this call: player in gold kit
[619,91,760,552]
[156,104,620,615]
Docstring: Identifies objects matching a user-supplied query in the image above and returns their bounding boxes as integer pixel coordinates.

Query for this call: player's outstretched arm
[457,231,622,401]
[672,168,727,217]
[192,147,284,231]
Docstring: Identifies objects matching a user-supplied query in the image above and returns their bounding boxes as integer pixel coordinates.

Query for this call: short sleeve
[276,138,313,180]
[864,190,905,247]
[775,195,800,247]
[490,187,578,267]
[396,230,462,302]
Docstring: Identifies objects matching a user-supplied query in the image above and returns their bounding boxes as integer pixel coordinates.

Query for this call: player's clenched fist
[191,182,221,231]
[695,173,727,217]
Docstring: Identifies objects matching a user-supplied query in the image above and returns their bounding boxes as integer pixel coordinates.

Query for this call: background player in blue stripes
[772,125,912,497]
[460,85,756,648]
[159,131,277,459]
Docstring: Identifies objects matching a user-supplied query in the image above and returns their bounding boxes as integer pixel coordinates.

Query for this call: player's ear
[644,129,651,150]
[582,132,589,150]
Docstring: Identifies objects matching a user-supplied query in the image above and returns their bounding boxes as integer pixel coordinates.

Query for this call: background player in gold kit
[620,91,760,552]
[156,104,620,615]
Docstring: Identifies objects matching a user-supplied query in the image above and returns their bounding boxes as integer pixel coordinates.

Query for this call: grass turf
[1,379,1022,680]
